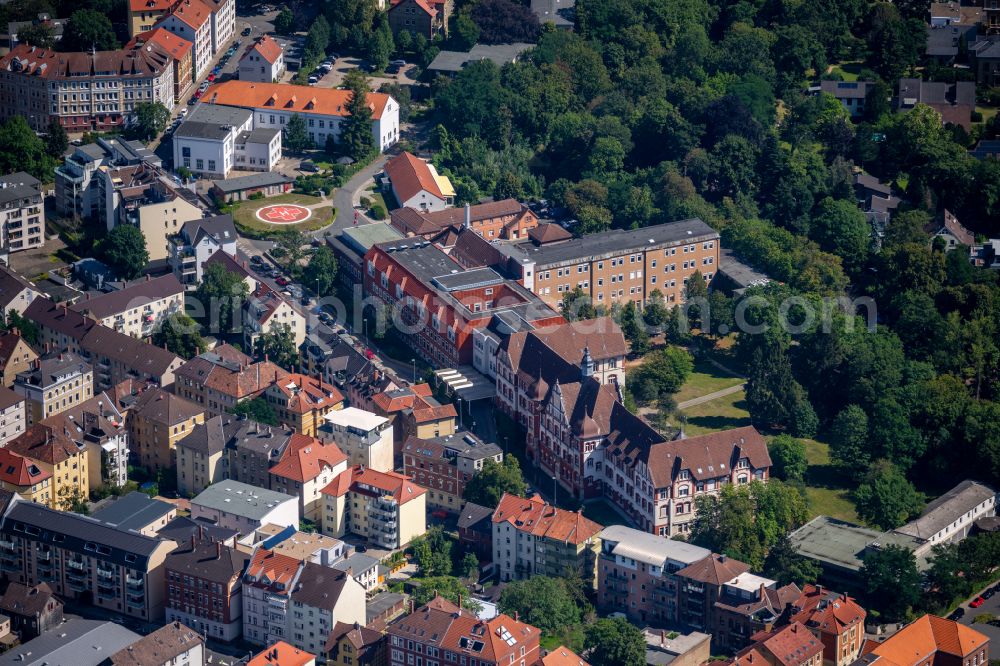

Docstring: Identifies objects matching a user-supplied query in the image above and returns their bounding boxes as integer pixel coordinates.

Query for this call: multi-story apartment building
[0,43,175,133]
[492,492,602,583]
[0,500,177,621]
[172,103,255,179]
[0,172,43,254]
[0,447,52,505]
[239,34,285,82]
[325,621,385,666]
[54,136,162,220]
[318,407,394,472]
[500,218,720,310]
[79,325,185,391]
[261,374,344,438]
[853,614,989,666]
[129,0,178,37]
[6,423,90,508]
[24,298,99,354]
[364,236,564,367]
[675,553,800,652]
[371,383,456,446]
[157,0,214,79]
[222,421,295,489]
[604,426,772,537]
[320,465,427,549]
[0,331,39,388]
[71,274,185,339]
[596,525,711,628]
[191,480,299,536]
[45,390,130,489]
[164,538,251,642]
[174,345,288,416]
[402,431,502,512]
[242,548,302,647]
[175,414,236,496]
[108,621,206,666]
[387,597,541,666]
[787,585,866,666]
[390,200,539,241]
[204,0,236,57]
[287,563,366,656]
[128,387,205,472]
[269,436,349,521]
[727,622,824,666]
[0,386,25,446]
[167,214,238,286]
[127,27,194,103]
[244,285,307,350]
[205,81,400,151]
[13,352,94,425]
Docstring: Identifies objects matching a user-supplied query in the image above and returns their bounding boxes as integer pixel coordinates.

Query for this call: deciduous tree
[102,225,148,280]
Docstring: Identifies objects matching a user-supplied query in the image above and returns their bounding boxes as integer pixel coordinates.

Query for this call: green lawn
[678,389,751,436]
[977,105,998,123]
[801,439,860,522]
[674,358,744,404]
[229,193,334,236]
[828,60,863,82]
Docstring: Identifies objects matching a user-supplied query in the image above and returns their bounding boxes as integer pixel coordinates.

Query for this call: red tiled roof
[543,647,590,666]
[372,384,455,423]
[492,493,602,544]
[792,585,866,635]
[268,374,343,415]
[245,34,283,64]
[675,553,749,586]
[246,549,301,589]
[0,448,51,487]
[384,152,445,203]
[249,641,315,666]
[129,27,192,62]
[269,435,347,483]
[865,615,990,666]
[644,425,771,487]
[321,465,427,505]
[389,0,437,14]
[167,0,213,30]
[176,355,288,400]
[528,223,572,244]
[204,80,392,119]
[129,0,177,13]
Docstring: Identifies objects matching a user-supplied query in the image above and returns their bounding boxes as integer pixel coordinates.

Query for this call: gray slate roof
[893,480,997,541]
[427,43,534,73]
[0,172,41,205]
[175,104,252,140]
[91,491,175,532]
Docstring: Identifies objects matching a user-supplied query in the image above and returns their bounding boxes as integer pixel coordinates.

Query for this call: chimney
[216,541,222,558]
[190,535,195,550]
[11,327,18,336]
[514,611,519,621]
[719,554,727,563]
[464,203,471,229]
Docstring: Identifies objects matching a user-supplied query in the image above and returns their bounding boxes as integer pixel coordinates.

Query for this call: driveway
[330,155,388,232]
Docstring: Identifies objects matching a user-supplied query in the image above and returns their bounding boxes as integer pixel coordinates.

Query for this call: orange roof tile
[384,152,445,203]
[492,493,602,545]
[321,465,426,505]
[246,549,301,588]
[268,435,347,483]
[542,647,590,666]
[129,27,192,61]
[268,374,344,415]
[204,80,391,119]
[0,448,51,487]
[167,0,212,30]
[245,34,283,64]
[866,615,989,666]
[248,641,315,666]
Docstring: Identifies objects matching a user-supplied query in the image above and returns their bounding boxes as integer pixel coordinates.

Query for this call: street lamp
[411,358,417,384]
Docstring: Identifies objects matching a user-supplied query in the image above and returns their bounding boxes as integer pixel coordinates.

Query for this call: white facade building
[0,173,44,254]
[158,0,214,80]
[191,480,300,536]
[234,127,282,172]
[167,214,238,286]
[239,34,285,82]
[318,408,393,472]
[206,0,236,56]
[173,103,254,178]
[204,80,399,151]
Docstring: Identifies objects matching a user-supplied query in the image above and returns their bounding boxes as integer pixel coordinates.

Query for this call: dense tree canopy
[462,457,527,508]
[102,225,148,280]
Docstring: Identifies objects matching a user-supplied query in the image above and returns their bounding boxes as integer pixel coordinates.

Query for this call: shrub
[248,191,265,200]
[369,204,387,220]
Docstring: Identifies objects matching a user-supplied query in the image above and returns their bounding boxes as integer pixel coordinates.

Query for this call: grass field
[828,61,863,81]
[801,438,860,522]
[230,193,334,235]
[679,389,752,436]
[674,358,744,404]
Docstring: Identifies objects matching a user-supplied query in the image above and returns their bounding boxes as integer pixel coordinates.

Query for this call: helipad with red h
[255,204,312,224]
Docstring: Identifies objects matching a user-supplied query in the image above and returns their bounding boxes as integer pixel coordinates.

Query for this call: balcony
[125,575,144,589]
[97,584,117,600]
[66,559,87,571]
[0,539,16,551]
[35,550,51,561]
[97,568,114,580]
[126,596,145,609]
[67,577,88,591]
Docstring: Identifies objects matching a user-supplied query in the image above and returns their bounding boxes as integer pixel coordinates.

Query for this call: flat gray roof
[600,525,710,567]
[212,171,293,193]
[175,104,252,141]
[0,172,41,205]
[340,223,404,256]
[428,43,534,73]
[192,480,295,520]
[718,248,771,290]
[0,619,141,666]
[91,491,175,532]
[788,515,927,573]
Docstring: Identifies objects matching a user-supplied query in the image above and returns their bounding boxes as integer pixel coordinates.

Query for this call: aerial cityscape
[0,0,994,664]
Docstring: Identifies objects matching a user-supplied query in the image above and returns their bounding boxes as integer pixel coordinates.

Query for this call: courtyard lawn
[674,358,744,404]
[828,60,863,81]
[229,193,335,236]
[678,388,751,436]
[801,438,860,523]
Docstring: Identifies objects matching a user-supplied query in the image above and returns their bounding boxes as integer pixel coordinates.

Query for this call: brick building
[402,431,502,512]
[852,615,988,666]
[387,597,541,666]
[727,622,824,666]
[389,200,538,241]
[786,585,865,666]
[164,538,250,642]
